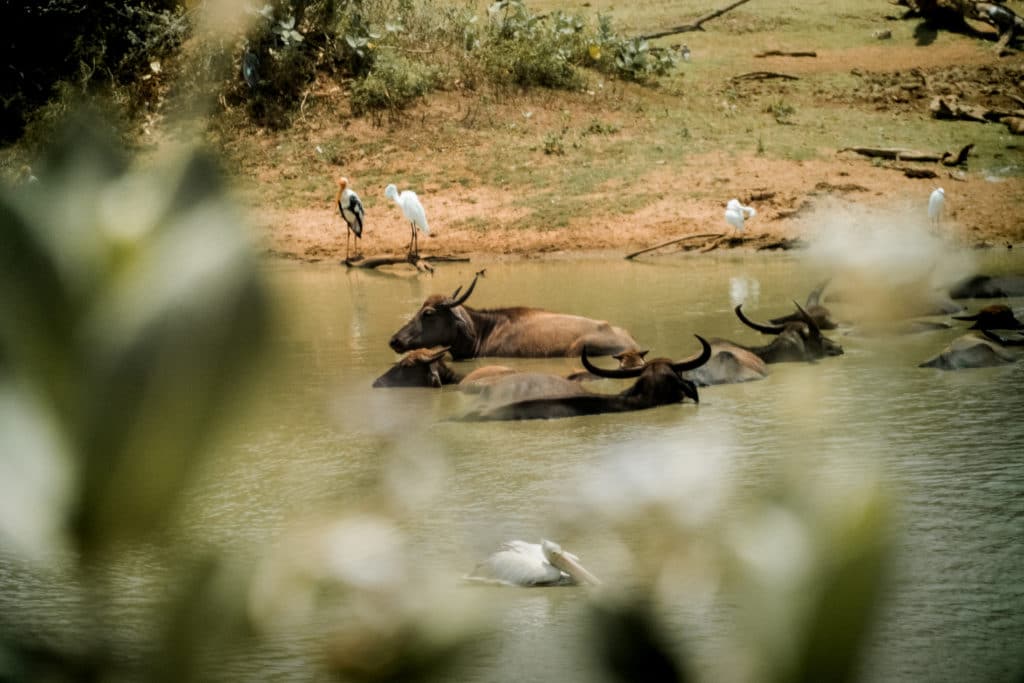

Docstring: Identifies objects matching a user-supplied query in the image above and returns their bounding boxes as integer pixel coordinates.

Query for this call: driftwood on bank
[838,143,974,166]
[755,50,818,58]
[625,233,725,260]
[731,71,800,82]
[639,0,754,40]
[343,254,470,272]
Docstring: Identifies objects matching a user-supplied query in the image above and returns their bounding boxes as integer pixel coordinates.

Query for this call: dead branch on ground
[625,233,725,260]
[731,71,800,82]
[639,0,754,40]
[755,50,818,57]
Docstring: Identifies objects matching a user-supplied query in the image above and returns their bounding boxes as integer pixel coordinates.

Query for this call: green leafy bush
[476,0,587,91]
[349,51,440,120]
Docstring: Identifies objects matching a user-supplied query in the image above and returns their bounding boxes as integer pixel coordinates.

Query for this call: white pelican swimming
[467,540,600,587]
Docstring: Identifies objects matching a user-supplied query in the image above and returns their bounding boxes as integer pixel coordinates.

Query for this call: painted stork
[336,177,365,260]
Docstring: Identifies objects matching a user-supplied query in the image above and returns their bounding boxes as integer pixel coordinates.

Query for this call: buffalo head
[736,302,843,359]
[952,304,1024,331]
[372,346,459,388]
[769,279,838,330]
[389,273,480,355]
[581,335,711,404]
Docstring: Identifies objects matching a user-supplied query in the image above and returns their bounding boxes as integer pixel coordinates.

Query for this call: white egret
[385,183,429,257]
[928,187,945,230]
[466,539,601,587]
[725,198,756,235]
[335,177,365,260]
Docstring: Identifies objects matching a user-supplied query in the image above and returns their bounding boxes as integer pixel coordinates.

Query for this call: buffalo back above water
[388,273,640,359]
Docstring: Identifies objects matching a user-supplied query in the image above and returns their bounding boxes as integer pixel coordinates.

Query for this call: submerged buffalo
[768,279,838,330]
[951,304,1024,331]
[681,341,769,386]
[389,273,640,359]
[919,333,1016,370]
[459,336,712,421]
[948,274,1024,299]
[726,302,844,364]
[372,347,461,388]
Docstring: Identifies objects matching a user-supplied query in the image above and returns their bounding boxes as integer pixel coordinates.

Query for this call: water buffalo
[458,336,712,421]
[372,347,461,388]
[948,274,1024,299]
[681,341,769,386]
[918,333,1016,370]
[951,304,1024,331]
[768,279,839,330]
[388,273,640,359]
[727,302,844,363]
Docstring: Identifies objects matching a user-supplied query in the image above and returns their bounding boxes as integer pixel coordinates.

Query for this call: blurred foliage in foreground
[0,114,893,681]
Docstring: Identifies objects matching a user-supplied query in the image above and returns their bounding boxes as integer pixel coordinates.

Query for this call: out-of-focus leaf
[0,381,74,561]
[589,596,689,683]
[1,112,271,560]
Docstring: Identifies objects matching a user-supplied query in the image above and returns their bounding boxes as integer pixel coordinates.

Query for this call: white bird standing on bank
[466,539,601,587]
[385,183,429,257]
[929,187,945,230]
[336,177,365,261]
[725,198,756,235]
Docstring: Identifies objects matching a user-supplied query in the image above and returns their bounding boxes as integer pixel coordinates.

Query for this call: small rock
[873,29,892,40]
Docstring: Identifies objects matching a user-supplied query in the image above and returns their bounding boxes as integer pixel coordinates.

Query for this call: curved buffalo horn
[792,300,822,338]
[805,278,831,307]
[440,272,480,309]
[951,312,981,321]
[581,346,646,379]
[735,304,787,335]
[671,335,712,372]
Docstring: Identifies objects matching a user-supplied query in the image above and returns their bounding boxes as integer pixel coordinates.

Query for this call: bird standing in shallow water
[725,198,756,235]
[928,187,945,231]
[336,177,365,260]
[385,183,429,258]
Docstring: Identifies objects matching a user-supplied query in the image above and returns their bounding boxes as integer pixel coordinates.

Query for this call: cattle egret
[385,183,429,257]
[928,187,945,230]
[725,198,756,235]
[467,540,601,587]
[335,177,365,260]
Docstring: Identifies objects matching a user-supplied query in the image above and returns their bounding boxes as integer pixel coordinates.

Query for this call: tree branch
[639,0,755,40]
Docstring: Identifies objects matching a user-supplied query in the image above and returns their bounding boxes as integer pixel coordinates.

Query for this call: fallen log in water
[625,233,725,259]
[343,254,470,272]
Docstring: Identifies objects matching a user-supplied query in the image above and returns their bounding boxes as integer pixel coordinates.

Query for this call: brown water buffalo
[951,304,1024,331]
[458,336,712,421]
[919,333,1016,370]
[728,302,844,363]
[372,347,461,388]
[388,273,640,359]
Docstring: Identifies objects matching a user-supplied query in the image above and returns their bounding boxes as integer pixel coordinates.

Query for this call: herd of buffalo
[371,271,1024,421]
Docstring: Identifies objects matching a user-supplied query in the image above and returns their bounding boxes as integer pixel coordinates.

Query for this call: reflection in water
[5,250,1024,681]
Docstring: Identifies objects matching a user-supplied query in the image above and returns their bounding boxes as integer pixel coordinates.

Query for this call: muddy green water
[4,249,1024,681]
